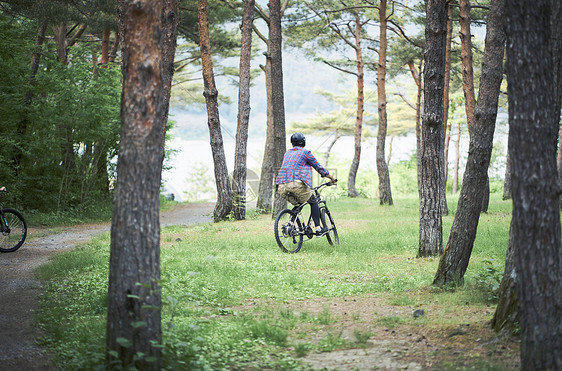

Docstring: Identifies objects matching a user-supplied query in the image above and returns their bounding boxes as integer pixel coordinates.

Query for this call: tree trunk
[347,6,364,198]
[199,0,233,222]
[324,129,340,167]
[418,0,446,257]
[433,0,505,287]
[558,120,562,209]
[101,27,110,66]
[233,0,255,220]
[452,121,460,194]
[459,0,476,136]
[502,149,512,199]
[256,37,275,212]
[386,135,394,165]
[441,1,453,216]
[270,0,288,217]
[109,30,120,63]
[506,0,562,368]
[106,1,179,369]
[53,23,68,64]
[376,0,393,206]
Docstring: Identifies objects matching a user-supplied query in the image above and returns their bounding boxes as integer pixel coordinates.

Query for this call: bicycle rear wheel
[0,208,27,253]
[321,208,339,245]
[275,209,304,253]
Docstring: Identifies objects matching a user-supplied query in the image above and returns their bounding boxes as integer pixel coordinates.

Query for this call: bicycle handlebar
[313,181,337,191]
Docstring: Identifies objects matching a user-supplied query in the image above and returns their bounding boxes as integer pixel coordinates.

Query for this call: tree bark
[233,0,255,220]
[506,0,562,368]
[418,0,446,257]
[101,27,110,66]
[347,5,364,198]
[433,0,505,287]
[106,1,179,369]
[376,0,393,205]
[199,0,233,222]
[270,0,288,217]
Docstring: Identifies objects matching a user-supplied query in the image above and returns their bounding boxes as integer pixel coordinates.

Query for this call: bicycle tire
[275,209,304,253]
[321,208,339,245]
[0,208,27,253]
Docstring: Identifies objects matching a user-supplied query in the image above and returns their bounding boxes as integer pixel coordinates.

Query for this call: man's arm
[305,151,337,183]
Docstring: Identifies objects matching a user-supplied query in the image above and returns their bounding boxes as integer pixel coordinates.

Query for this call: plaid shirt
[275,147,329,188]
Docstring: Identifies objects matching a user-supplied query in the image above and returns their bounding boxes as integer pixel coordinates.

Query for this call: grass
[35,193,517,370]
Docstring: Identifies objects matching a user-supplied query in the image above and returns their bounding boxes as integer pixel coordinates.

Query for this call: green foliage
[0,15,122,213]
[473,259,503,303]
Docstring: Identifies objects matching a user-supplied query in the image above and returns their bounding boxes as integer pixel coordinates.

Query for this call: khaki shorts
[278,181,313,205]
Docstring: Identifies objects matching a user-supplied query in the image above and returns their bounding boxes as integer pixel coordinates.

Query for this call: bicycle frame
[289,183,331,239]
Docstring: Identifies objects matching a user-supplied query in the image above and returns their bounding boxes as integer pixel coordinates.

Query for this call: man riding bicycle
[275,133,337,237]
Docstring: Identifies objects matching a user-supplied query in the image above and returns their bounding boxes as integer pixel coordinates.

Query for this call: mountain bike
[274,182,339,253]
[0,187,27,253]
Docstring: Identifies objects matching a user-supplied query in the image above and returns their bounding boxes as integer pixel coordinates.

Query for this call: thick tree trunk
[506,0,562,368]
[376,0,393,206]
[269,0,287,217]
[106,1,179,369]
[233,0,255,220]
[348,8,364,198]
[494,0,562,343]
[433,0,505,287]
[418,0,446,257]
[199,0,233,222]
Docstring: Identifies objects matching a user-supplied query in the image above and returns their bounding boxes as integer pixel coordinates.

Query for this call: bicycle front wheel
[0,208,27,253]
[321,208,339,245]
[275,209,304,253]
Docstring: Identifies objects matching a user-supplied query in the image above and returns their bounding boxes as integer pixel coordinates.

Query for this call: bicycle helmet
[290,132,306,147]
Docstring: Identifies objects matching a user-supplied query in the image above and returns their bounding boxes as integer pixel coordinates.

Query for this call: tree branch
[322,60,357,76]
[254,3,269,23]
[252,24,268,44]
[394,92,416,110]
[388,19,423,49]
[67,24,87,47]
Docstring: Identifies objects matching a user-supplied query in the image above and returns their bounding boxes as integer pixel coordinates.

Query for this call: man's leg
[308,195,328,236]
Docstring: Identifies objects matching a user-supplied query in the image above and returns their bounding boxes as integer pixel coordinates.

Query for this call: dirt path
[0,202,214,371]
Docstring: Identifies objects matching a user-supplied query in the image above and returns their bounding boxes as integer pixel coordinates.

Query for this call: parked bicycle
[0,187,27,253]
[274,182,339,253]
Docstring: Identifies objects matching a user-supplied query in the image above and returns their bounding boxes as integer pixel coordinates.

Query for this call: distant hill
[169,49,356,141]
